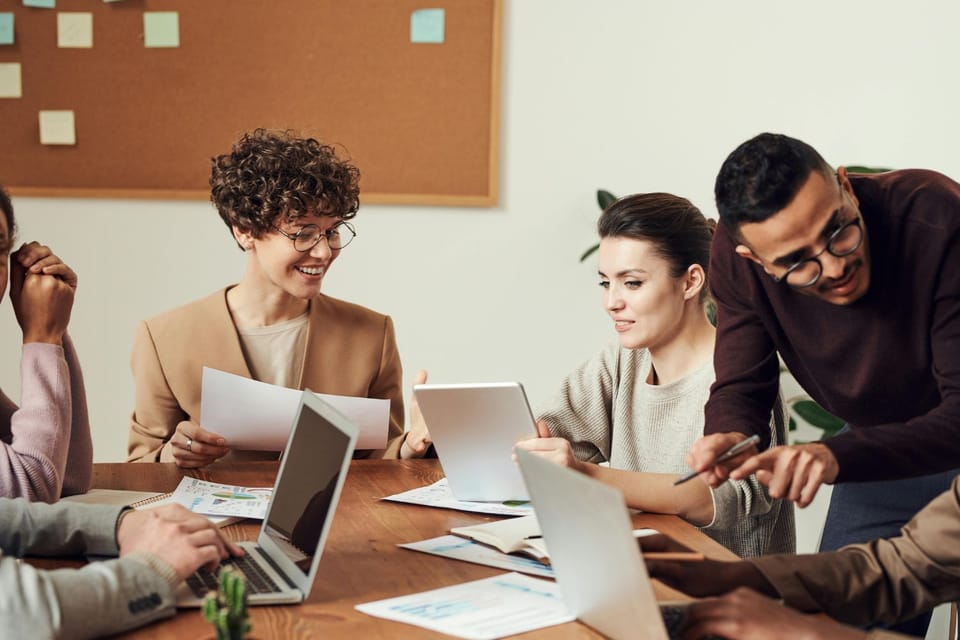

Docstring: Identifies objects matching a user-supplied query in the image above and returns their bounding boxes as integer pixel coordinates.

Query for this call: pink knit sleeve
[59,334,93,496]
[0,342,73,501]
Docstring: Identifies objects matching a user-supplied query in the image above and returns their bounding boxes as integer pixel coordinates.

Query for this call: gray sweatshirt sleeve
[0,499,177,639]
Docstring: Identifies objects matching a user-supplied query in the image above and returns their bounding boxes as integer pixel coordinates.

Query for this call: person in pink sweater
[0,184,92,501]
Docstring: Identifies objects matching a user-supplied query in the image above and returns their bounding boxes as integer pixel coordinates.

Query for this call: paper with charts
[399,535,554,578]
[200,366,389,450]
[355,572,574,640]
[171,477,273,520]
[382,478,533,516]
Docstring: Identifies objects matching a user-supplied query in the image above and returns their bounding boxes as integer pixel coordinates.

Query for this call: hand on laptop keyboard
[117,503,244,579]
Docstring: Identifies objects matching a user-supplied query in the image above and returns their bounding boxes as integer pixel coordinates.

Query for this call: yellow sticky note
[144,11,179,48]
[57,12,93,48]
[39,110,76,145]
[0,62,22,98]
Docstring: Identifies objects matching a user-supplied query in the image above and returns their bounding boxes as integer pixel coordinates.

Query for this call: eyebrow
[771,208,843,267]
[598,268,649,278]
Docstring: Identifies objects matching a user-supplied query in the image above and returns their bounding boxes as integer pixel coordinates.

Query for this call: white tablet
[413,382,537,502]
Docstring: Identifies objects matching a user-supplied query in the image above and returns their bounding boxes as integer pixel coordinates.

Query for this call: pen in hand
[673,434,762,486]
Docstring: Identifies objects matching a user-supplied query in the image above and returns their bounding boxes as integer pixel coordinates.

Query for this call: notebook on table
[175,390,357,607]
[515,448,697,640]
[413,381,538,501]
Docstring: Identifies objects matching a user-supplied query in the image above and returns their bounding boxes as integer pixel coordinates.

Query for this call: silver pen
[673,434,762,486]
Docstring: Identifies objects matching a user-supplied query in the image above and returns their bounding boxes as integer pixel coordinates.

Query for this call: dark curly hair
[0,183,14,242]
[210,129,360,247]
[598,192,715,302]
[715,132,832,234]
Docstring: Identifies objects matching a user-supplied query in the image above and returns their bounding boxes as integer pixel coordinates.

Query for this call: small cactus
[202,568,252,640]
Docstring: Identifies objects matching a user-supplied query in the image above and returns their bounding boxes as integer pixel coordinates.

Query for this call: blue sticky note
[144,11,179,48]
[23,0,56,8]
[0,14,14,45]
[410,8,445,44]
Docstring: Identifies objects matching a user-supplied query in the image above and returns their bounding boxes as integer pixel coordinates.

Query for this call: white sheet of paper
[57,12,93,48]
[355,572,573,640]
[38,110,76,144]
[400,535,555,579]
[199,367,389,450]
[383,478,533,516]
[0,63,22,98]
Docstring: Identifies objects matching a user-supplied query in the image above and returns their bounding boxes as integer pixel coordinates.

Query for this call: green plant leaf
[597,189,617,210]
[845,165,892,174]
[791,400,845,437]
[579,243,600,262]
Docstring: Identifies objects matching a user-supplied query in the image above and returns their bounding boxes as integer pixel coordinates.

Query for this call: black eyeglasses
[774,214,863,288]
[273,221,356,252]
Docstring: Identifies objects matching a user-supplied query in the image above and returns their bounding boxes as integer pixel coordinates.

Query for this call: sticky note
[144,11,179,48]
[39,110,76,145]
[0,63,22,98]
[23,0,56,8]
[0,13,14,45]
[410,8,445,44]
[57,12,93,48]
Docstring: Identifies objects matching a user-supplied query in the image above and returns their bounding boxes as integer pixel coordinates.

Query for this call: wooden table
[89,459,735,639]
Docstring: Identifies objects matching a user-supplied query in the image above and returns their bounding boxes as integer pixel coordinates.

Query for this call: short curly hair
[210,129,360,245]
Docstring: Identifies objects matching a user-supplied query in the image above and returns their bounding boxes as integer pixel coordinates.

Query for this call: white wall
[2,0,958,584]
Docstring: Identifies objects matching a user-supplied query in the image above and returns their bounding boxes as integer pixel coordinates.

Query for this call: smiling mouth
[296,266,325,276]
[822,262,859,291]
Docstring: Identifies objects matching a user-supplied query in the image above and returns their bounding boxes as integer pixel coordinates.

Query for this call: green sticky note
[0,14,14,45]
[23,0,56,8]
[144,11,179,48]
[410,8,444,44]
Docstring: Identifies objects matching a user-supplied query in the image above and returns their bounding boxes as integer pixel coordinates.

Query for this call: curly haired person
[127,130,426,466]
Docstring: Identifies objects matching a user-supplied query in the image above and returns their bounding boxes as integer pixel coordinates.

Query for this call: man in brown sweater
[686,133,960,634]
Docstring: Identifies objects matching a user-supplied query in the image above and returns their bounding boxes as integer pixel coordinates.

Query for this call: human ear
[232,225,254,251]
[836,166,860,207]
[683,264,706,301]
[734,244,763,266]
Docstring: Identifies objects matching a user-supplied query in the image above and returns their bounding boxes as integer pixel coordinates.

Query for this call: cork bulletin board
[0,0,502,205]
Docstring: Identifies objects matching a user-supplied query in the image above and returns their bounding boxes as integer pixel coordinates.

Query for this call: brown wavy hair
[210,129,360,245]
[598,192,715,302]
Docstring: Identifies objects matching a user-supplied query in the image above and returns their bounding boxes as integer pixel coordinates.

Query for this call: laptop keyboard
[186,551,282,597]
[662,604,725,640]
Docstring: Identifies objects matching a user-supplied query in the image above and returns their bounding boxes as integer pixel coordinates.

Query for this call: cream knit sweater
[538,342,795,557]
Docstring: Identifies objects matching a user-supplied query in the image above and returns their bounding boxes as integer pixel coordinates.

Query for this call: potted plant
[202,568,252,640]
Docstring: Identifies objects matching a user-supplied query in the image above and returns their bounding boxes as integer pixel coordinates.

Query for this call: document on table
[355,572,574,639]
[399,535,555,578]
[382,478,533,516]
[200,367,389,450]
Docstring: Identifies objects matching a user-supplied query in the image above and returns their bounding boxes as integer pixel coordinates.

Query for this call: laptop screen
[262,397,353,575]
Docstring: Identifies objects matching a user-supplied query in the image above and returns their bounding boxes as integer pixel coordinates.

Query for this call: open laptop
[515,448,692,640]
[175,390,358,606]
[413,382,538,501]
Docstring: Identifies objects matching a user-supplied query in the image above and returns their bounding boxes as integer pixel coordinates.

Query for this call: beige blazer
[127,288,404,463]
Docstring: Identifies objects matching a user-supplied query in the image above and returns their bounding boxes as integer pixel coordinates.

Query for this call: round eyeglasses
[775,214,863,289]
[273,221,356,252]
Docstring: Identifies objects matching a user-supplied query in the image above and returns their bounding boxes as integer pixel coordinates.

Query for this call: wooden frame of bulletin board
[0,1,502,206]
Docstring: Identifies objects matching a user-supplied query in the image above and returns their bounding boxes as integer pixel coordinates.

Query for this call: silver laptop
[176,391,358,606]
[515,448,690,640]
[413,382,537,501]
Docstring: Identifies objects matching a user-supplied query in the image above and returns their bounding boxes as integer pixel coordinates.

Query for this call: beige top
[236,312,309,389]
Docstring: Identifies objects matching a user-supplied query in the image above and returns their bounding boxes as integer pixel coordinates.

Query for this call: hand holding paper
[200,367,389,450]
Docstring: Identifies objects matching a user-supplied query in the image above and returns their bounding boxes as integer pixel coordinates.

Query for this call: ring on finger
[186,437,193,452]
